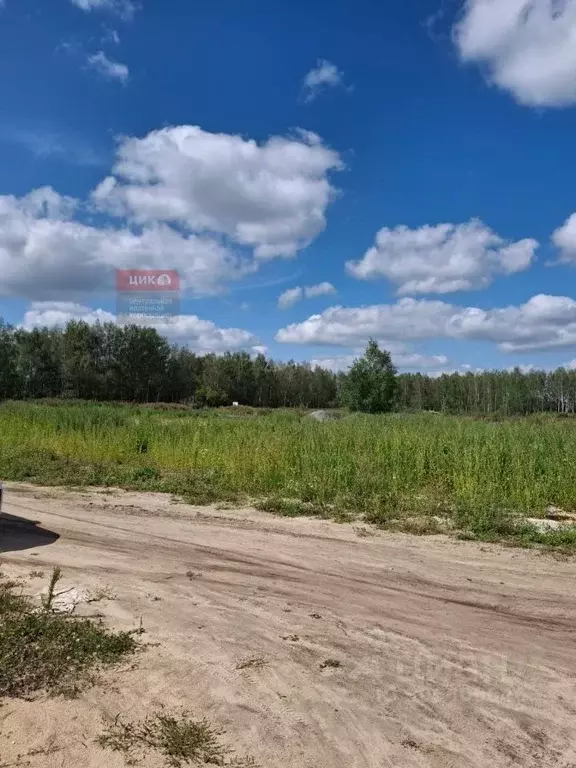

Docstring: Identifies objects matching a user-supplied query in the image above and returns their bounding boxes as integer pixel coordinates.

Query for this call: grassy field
[2,400,576,548]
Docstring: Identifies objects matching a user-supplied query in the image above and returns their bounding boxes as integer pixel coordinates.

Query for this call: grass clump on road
[0,569,137,697]
[99,711,258,767]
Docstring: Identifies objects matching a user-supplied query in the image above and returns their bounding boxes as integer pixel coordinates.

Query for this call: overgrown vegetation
[2,401,576,548]
[98,711,258,767]
[0,569,137,697]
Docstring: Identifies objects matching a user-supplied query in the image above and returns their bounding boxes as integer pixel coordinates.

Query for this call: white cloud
[277,300,455,346]
[70,0,137,19]
[311,351,449,372]
[552,212,576,262]
[454,0,576,107]
[293,128,323,145]
[21,302,115,330]
[276,294,576,352]
[278,287,303,309]
[0,126,340,302]
[0,187,249,300]
[157,315,260,354]
[302,59,344,102]
[278,281,336,308]
[86,51,129,84]
[92,126,342,259]
[346,220,538,295]
[305,281,337,299]
[21,301,260,355]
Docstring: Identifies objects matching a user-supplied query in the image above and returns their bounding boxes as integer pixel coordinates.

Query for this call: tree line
[2,318,576,415]
[0,319,338,408]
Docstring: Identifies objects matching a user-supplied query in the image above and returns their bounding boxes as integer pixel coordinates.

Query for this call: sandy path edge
[1,482,575,768]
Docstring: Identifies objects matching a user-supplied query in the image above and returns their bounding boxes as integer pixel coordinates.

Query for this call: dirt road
[1,483,575,768]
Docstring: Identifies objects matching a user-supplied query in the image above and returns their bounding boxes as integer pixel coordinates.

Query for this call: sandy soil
[1,482,576,768]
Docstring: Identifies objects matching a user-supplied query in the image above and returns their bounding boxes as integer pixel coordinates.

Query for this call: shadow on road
[0,513,60,553]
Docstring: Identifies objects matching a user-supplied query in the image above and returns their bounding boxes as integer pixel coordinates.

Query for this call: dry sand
[1,482,576,767]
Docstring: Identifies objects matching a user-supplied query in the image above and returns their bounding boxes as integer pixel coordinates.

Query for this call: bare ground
[1,482,576,768]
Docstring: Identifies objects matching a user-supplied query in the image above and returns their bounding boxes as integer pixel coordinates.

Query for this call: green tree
[0,320,20,399]
[340,340,398,413]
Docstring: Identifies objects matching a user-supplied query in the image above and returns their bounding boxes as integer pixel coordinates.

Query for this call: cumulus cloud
[21,302,115,330]
[157,314,260,354]
[552,212,576,262]
[0,126,340,302]
[305,281,337,299]
[278,281,336,308]
[310,351,449,372]
[70,0,137,19]
[278,287,303,310]
[86,51,129,84]
[92,126,342,259]
[21,301,260,355]
[0,126,340,301]
[277,300,455,346]
[346,220,538,295]
[454,0,576,107]
[0,187,249,300]
[302,59,345,102]
[276,294,576,352]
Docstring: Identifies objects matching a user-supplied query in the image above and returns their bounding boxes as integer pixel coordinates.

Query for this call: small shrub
[0,570,137,697]
[255,497,328,518]
[99,711,259,767]
[320,659,341,669]
[235,657,267,671]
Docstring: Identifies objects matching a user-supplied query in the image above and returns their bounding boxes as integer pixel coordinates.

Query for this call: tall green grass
[2,401,576,545]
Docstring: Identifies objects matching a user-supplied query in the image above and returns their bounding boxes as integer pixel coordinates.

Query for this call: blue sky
[3,0,576,373]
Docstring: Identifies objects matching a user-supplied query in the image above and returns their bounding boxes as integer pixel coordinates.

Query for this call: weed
[186,571,202,581]
[0,572,137,698]
[320,659,341,669]
[353,526,375,538]
[255,497,328,518]
[41,567,62,613]
[88,586,117,603]
[390,516,446,536]
[235,657,267,671]
[99,711,258,767]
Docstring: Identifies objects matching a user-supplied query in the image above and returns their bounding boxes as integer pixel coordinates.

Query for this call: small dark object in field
[137,439,148,454]
[320,659,341,669]
[186,571,202,580]
[281,634,299,642]
[236,657,267,670]
[310,613,322,619]
[402,739,422,751]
